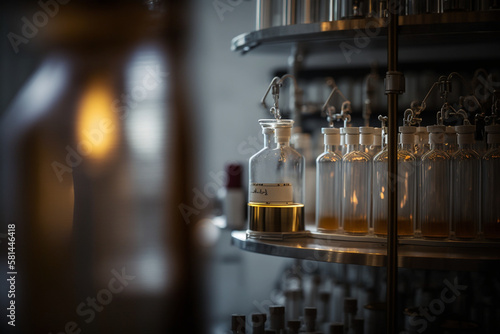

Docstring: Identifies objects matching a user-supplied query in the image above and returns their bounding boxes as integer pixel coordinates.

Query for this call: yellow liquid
[317,216,340,232]
[374,218,414,236]
[343,219,369,235]
[455,221,477,239]
[421,221,449,238]
[483,221,500,240]
[248,202,304,232]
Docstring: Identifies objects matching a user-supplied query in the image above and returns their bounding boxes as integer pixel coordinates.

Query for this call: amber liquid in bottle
[317,216,340,232]
[421,220,449,238]
[343,219,369,234]
[374,218,413,236]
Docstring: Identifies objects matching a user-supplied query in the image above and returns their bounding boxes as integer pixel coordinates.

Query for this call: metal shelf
[231,11,500,54]
[231,230,500,271]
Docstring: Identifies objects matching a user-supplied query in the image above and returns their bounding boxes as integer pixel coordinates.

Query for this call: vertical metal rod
[386,1,399,333]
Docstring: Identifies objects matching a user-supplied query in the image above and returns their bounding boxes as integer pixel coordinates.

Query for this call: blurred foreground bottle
[0,1,200,333]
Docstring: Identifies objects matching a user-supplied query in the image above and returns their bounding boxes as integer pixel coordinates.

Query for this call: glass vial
[482,125,500,240]
[372,126,416,237]
[342,127,371,235]
[452,125,480,239]
[248,120,305,234]
[420,125,451,239]
[413,126,430,236]
[316,128,342,232]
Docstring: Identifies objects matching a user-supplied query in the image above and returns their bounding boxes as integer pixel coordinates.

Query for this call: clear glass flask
[248,119,305,235]
[342,127,371,235]
[316,127,342,232]
[420,125,451,239]
[444,125,458,156]
[372,126,417,237]
[482,125,500,240]
[452,125,480,239]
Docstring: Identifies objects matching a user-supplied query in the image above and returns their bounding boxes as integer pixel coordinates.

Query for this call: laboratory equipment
[342,127,371,235]
[420,125,451,239]
[452,125,480,239]
[248,119,305,236]
[371,127,383,157]
[269,306,285,333]
[482,124,500,240]
[316,127,343,232]
[372,126,416,237]
[304,307,318,332]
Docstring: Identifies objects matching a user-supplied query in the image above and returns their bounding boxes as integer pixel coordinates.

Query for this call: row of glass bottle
[316,123,500,240]
[256,0,499,30]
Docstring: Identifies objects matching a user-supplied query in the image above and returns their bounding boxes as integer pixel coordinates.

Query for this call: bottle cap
[344,298,358,314]
[231,314,246,331]
[226,163,242,188]
[269,305,285,315]
[455,125,475,145]
[485,124,500,144]
[304,307,317,317]
[373,127,382,145]
[344,127,360,145]
[427,125,445,145]
[399,126,416,145]
[274,120,293,143]
[359,126,374,145]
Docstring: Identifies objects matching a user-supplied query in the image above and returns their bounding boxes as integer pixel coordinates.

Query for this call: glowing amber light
[76,77,118,160]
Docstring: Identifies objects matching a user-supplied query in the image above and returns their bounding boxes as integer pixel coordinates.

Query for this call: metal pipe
[386,1,399,333]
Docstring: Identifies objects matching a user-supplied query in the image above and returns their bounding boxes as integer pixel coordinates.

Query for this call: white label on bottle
[249,183,293,203]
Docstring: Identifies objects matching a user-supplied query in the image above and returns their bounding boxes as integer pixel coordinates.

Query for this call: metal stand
[385,1,405,333]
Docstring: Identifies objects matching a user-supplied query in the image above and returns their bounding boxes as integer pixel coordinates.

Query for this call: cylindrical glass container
[420,125,451,239]
[372,126,417,237]
[482,125,500,240]
[452,125,481,239]
[340,127,347,156]
[248,120,305,235]
[316,127,342,232]
[342,127,371,235]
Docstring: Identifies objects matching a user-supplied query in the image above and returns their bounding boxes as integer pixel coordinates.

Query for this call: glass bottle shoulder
[421,148,450,161]
[372,149,416,162]
[452,148,480,161]
[482,147,500,161]
[343,150,371,162]
[317,151,342,163]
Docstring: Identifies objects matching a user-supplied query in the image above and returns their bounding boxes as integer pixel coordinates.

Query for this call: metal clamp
[384,71,405,94]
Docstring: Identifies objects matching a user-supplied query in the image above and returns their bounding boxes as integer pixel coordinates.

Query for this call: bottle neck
[430,142,444,151]
[458,143,474,150]
[346,143,360,153]
[276,140,289,148]
[489,142,500,150]
[324,144,335,153]
[264,133,272,148]
[399,143,413,151]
